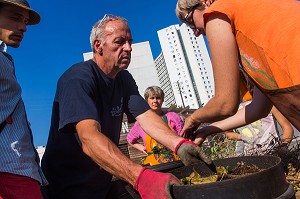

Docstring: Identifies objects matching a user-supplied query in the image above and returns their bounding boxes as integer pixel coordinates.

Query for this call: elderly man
[41,14,211,199]
[0,0,47,199]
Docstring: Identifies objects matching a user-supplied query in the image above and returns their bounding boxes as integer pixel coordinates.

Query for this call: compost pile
[202,133,300,192]
[181,161,263,185]
[286,163,300,192]
[230,161,262,175]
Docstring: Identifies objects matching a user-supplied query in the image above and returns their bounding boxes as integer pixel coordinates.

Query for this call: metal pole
[177,80,185,108]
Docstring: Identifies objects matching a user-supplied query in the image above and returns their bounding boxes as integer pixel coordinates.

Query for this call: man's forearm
[137,110,183,151]
[81,131,142,185]
[76,119,142,185]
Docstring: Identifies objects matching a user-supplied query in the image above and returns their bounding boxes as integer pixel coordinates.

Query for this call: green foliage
[202,133,236,160]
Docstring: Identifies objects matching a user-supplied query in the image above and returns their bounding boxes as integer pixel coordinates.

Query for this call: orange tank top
[204,0,300,130]
[204,0,300,89]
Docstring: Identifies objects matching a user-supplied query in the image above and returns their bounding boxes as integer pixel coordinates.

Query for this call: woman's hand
[130,143,148,155]
[193,127,210,146]
[180,116,200,138]
[192,125,224,146]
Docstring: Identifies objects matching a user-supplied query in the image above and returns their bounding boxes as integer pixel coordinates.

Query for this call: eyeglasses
[184,4,200,28]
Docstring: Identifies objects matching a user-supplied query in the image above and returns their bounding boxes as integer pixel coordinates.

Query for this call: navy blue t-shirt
[42,60,149,199]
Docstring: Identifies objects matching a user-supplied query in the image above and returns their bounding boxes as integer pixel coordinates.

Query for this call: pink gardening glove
[134,167,181,199]
[175,139,212,166]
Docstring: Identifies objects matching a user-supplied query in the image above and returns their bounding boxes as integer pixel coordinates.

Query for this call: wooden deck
[118,133,146,164]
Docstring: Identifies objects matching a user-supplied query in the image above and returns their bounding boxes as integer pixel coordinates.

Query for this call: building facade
[156,24,214,109]
[155,52,176,108]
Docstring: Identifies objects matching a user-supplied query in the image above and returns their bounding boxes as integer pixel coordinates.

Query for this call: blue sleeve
[58,78,99,130]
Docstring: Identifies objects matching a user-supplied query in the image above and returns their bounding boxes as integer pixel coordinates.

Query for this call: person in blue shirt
[0,0,47,199]
[41,14,212,199]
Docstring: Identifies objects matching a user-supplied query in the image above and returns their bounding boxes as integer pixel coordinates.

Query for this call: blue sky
[8,0,183,146]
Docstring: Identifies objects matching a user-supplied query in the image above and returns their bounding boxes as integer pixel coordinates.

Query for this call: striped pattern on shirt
[0,42,47,185]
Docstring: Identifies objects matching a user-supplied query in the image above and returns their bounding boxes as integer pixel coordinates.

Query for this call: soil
[230,161,263,176]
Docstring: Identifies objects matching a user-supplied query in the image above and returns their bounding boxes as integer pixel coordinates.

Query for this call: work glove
[134,167,181,199]
[175,139,212,166]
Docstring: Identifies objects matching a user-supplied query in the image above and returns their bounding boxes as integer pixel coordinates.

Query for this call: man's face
[0,4,29,48]
[101,20,132,71]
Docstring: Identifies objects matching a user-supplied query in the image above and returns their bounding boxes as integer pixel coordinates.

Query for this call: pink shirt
[126,112,184,148]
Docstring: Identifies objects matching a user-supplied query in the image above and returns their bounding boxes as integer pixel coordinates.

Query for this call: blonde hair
[176,0,208,22]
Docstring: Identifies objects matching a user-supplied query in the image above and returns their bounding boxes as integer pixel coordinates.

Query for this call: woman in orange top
[175,0,300,141]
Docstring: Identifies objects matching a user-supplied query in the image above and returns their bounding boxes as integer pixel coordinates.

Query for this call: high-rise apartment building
[156,24,214,109]
[155,52,176,108]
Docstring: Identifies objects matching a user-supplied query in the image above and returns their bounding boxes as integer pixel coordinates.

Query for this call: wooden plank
[128,145,146,164]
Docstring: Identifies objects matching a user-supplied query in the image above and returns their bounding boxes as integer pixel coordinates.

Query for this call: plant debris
[181,169,219,185]
[268,139,300,192]
[181,162,263,185]
[286,163,300,191]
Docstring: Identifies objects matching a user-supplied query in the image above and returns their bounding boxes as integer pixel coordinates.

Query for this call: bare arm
[76,119,142,185]
[224,131,242,141]
[136,110,183,152]
[271,106,294,144]
[194,87,273,145]
[181,13,240,137]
